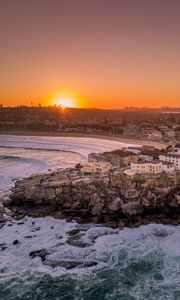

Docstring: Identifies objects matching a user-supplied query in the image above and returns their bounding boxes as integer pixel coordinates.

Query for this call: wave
[0,219,179,300]
[0,145,81,156]
[0,154,47,166]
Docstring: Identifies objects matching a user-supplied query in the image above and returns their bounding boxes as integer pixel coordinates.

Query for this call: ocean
[0,135,179,300]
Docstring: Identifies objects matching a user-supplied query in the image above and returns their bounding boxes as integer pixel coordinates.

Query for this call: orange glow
[52,97,75,109]
[1,1,180,108]
[47,90,83,108]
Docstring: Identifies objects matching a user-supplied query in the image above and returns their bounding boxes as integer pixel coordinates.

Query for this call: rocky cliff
[3,169,180,228]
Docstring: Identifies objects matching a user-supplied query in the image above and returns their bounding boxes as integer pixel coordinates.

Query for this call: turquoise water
[0,218,180,300]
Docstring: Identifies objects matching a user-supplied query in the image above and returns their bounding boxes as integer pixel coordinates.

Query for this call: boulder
[67,228,80,236]
[175,194,180,205]
[121,202,143,217]
[92,202,104,215]
[29,249,49,261]
[46,260,80,269]
[108,197,123,211]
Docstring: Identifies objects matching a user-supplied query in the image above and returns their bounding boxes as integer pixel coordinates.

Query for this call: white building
[131,161,163,174]
[161,161,175,173]
[174,144,180,154]
[159,153,180,170]
[130,160,175,174]
[81,162,112,174]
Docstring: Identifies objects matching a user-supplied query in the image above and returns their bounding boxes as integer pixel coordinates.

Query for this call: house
[88,149,138,167]
[102,150,138,167]
[131,161,163,174]
[81,162,112,174]
[174,144,180,154]
[161,161,175,173]
[159,153,180,170]
[130,160,175,174]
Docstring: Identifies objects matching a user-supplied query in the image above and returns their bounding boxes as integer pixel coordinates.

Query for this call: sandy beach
[0,130,167,149]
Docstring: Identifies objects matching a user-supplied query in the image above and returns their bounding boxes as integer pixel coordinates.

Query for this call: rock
[0,214,6,223]
[1,245,7,251]
[153,273,164,280]
[89,193,104,215]
[108,197,123,212]
[103,221,117,228]
[91,203,104,215]
[46,260,80,269]
[0,242,7,251]
[142,219,150,225]
[29,249,49,261]
[13,239,20,245]
[14,214,25,220]
[0,205,5,213]
[169,198,179,208]
[67,239,92,248]
[67,228,80,236]
[175,194,180,205]
[2,196,12,206]
[7,165,180,229]
[17,222,24,225]
[52,211,64,219]
[82,261,98,268]
[79,209,89,217]
[30,226,41,232]
[86,227,115,242]
[121,202,143,217]
[117,221,126,228]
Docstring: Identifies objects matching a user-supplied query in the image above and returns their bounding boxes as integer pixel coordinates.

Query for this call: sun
[54,97,75,109]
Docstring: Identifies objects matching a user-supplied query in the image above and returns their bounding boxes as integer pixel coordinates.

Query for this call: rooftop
[132,160,161,165]
[104,149,137,157]
[161,153,180,158]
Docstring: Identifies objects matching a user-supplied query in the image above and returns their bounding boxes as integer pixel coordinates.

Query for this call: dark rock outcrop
[4,169,180,228]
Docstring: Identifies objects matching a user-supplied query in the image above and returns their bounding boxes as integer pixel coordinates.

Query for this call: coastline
[0,130,167,149]
[5,167,180,229]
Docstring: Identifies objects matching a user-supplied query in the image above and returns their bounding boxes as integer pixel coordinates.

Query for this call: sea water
[0,135,179,300]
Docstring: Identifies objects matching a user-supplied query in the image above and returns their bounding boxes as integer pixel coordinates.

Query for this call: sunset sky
[0,0,180,108]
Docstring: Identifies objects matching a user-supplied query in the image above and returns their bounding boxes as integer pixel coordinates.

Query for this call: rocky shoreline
[1,167,180,229]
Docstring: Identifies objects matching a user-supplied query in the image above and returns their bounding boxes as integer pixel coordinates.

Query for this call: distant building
[89,150,138,167]
[161,161,175,173]
[103,150,139,167]
[174,144,180,154]
[159,153,180,170]
[131,161,162,174]
[139,155,154,162]
[130,160,175,174]
[81,162,112,174]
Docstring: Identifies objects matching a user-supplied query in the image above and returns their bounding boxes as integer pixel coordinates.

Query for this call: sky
[0,0,180,108]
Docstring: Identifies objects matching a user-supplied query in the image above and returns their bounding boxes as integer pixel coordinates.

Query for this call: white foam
[0,135,137,192]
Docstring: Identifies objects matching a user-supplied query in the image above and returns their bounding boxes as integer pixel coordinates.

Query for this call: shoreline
[0,130,167,149]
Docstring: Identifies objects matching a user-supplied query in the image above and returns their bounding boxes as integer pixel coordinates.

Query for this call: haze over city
[1,0,180,108]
